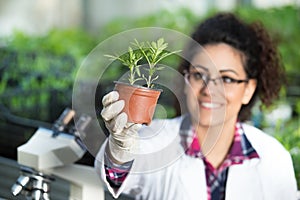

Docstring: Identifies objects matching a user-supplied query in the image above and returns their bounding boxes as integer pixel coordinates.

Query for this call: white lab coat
[95,116,298,200]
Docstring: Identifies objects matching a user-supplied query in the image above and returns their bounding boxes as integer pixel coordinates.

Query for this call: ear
[242,79,257,105]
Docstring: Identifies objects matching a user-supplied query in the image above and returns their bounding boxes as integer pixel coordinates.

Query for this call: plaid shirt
[104,151,132,189]
[104,121,259,199]
[185,122,259,200]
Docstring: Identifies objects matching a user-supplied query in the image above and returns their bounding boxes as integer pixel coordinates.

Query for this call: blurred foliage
[270,110,300,189]
[235,6,300,79]
[0,5,299,187]
[0,49,75,121]
[5,29,96,61]
[0,29,97,121]
[97,7,200,41]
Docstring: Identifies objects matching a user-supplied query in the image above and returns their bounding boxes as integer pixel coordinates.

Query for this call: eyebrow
[192,65,209,72]
[192,65,239,75]
[219,69,239,75]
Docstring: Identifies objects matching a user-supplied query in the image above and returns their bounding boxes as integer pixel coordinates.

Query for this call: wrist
[107,136,135,164]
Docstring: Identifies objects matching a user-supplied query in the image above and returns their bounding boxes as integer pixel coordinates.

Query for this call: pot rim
[113,81,163,92]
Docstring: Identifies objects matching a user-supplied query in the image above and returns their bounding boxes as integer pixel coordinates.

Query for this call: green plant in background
[0,50,75,120]
[0,28,97,120]
[97,7,199,42]
[6,29,96,60]
[272,117,300,189]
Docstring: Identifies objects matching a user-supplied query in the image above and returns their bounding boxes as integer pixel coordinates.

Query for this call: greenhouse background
[0,0,299,199]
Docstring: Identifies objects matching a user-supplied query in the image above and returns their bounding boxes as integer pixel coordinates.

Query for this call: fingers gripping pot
[114,82,162,125]
[101,91,142,163]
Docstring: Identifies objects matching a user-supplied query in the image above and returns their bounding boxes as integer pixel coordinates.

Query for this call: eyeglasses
[184,70,249,87]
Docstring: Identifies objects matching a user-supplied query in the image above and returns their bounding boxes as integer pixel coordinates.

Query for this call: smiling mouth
[200,102,222,109]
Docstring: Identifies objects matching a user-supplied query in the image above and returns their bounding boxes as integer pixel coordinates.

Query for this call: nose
[209,78,219,85]
[200,80,214,96]
[200,76,224,96]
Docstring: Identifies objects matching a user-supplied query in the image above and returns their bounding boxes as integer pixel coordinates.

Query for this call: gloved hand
[101,91,141,164]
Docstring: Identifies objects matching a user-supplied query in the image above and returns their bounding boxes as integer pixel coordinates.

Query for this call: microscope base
[45,164,104,200]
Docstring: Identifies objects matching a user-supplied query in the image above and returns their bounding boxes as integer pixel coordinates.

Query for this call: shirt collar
[179,115,259,161]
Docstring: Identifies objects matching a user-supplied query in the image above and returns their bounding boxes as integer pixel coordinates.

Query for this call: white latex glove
[101,91,141,164]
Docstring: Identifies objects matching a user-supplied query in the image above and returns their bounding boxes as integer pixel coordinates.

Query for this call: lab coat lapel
[226,158,263,200]
[178,157,208,200]
[177,115,207,199]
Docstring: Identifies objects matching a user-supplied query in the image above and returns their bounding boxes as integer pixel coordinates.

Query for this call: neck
[194,119,237,169]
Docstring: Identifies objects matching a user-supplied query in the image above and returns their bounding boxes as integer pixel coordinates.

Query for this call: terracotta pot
[114,82,162,125]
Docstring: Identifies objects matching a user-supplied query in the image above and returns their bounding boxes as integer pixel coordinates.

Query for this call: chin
[193,115,226,128]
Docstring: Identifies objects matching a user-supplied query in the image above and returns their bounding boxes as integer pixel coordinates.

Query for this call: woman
[95,13,298,200]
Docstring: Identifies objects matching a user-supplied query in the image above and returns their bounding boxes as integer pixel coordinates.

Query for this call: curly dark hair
[176,13,285,122]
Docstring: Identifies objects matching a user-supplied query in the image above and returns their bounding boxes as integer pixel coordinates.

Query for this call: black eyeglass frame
[183,70,249,85]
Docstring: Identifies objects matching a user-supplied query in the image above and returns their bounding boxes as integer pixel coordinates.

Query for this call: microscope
[11,108,104,200]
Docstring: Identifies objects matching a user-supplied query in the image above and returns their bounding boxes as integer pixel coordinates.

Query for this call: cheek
[185,85,199,108]
[225,90,245,108]
[185,84,199,101]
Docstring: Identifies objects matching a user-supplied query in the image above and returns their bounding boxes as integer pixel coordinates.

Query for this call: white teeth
[201,102,221,108]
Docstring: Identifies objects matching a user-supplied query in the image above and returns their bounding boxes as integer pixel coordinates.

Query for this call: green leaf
[156,66,165,71]
[152,75,159,81]
[136,66,141,77]
[151,41,157,49]
[157,38,164,47]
